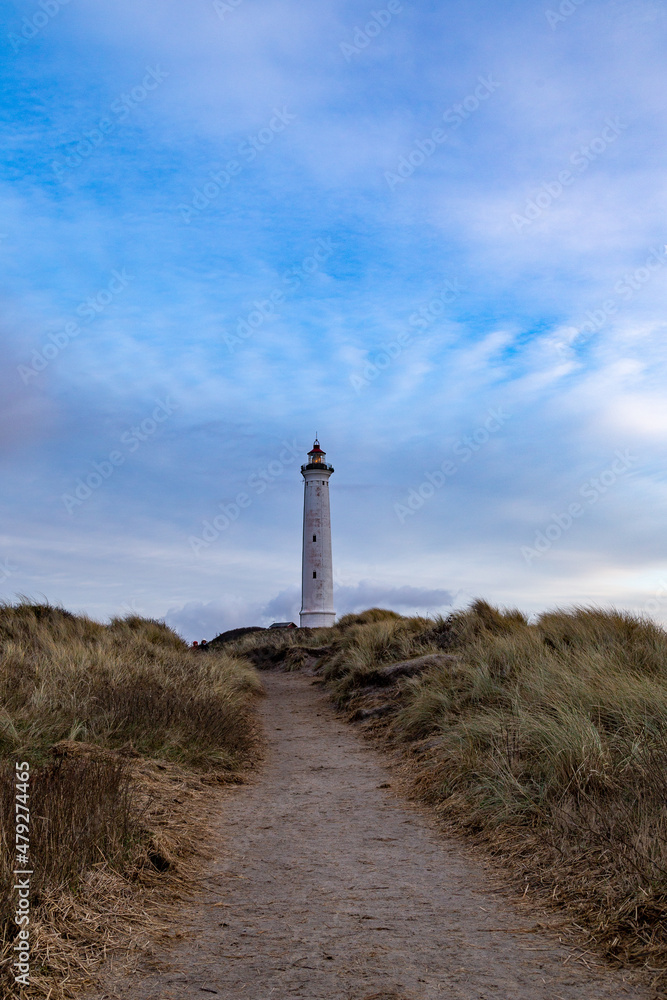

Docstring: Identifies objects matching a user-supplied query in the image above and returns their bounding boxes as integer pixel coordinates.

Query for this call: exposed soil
[94,670,656,1000]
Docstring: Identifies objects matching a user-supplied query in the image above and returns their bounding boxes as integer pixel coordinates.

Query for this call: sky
[2,0,667,641]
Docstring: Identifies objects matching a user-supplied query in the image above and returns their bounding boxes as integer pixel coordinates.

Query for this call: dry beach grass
[226,601,667,992]
[2,597,666,995]
[0,601,263,998]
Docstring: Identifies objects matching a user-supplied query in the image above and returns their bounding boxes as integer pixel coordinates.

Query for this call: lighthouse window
[312,534,316,542]
[313,571,317,578]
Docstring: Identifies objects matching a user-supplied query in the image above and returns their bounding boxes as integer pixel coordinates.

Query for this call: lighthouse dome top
[302,437,334,473]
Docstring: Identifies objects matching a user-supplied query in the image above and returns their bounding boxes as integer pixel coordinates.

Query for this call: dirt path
[97,670,654,1000]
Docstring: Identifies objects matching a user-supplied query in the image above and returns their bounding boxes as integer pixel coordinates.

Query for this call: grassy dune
[227,601,667,991]
[4,597,666,993]
[0,601,263,998]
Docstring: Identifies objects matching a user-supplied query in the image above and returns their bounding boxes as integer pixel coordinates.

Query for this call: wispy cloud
[1,0,666,630]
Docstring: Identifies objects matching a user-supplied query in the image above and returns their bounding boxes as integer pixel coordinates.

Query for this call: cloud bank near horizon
[165,581,455,642]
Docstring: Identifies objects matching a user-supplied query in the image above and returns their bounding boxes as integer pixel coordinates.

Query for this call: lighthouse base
[299,611,336,628]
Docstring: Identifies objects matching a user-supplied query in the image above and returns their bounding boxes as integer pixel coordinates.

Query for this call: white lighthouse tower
[299,439,335,628]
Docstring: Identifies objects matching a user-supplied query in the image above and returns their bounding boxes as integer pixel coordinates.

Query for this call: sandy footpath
[95,670,654,1000]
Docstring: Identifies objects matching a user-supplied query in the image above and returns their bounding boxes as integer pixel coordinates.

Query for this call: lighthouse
[299,439,335,628]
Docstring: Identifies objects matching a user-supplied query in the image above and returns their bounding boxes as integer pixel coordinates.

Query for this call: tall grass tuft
[322,614,436,699]
[0,601,261,767]
[0,600,262,997]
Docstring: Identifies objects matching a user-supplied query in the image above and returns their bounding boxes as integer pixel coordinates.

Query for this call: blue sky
[2,0,667,641]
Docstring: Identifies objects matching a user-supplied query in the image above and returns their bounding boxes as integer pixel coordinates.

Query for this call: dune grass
[0,603,261,768]
[0,601,262,998]
[390,602,667,988]
[227,600,667,989]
